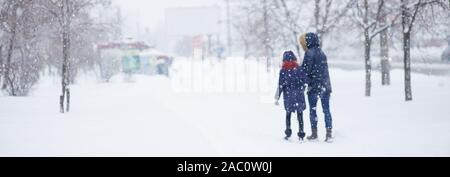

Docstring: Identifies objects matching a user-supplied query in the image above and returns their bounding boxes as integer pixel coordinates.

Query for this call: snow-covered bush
[3,59,40,96]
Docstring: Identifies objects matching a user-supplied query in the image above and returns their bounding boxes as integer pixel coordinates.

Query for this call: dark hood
[283,51,297,62]
[306,33,320,49]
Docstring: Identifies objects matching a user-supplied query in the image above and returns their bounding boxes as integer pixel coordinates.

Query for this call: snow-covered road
[1,58,450,156]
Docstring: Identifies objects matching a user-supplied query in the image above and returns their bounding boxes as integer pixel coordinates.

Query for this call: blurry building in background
[165,6,224,59]
[96,39,173,81]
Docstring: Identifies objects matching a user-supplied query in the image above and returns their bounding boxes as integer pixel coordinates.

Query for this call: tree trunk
[2,3,18,90]
[362,0,371,97]
[244,41,249,59]
[401,0,413,101]
[403,32,413,101]
[60,0,71,113]
[8,69,15,96]
[225,0,232,57]
[0,45,3,81]
[60,29,69,113]
[380,30,390,86]
[263,0,271,72]
[314,0,327,47]
[379,2,390,86]
[2,29,17,90]
[364,29,372,97]
[314,0,325,47]
[66,88,70,112]
[294,42,301,59]
[380,30,391,85]
[314,0,321,34]
[292,31,301,57]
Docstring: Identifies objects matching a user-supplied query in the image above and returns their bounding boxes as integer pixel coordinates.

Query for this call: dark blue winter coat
[300,33,332,94]
[277,51,307,113]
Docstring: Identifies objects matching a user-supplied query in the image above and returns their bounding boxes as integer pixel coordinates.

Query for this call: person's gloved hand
[275,100,280,106]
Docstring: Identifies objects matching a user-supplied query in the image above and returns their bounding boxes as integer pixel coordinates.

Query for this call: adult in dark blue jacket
[299,32,334,142]
[275,51,307,141]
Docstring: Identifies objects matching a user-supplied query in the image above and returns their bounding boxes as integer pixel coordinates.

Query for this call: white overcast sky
[112,0,218,38]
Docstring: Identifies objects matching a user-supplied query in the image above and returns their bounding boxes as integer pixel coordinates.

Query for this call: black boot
[325,128,333,143]
[297,112,305,141]
[298,132,306,141]
[285,129,292,140]
[307,128,318,141]
[285,112,293,140]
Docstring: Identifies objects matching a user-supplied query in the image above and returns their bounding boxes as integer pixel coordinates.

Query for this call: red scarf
[282,61,299,70]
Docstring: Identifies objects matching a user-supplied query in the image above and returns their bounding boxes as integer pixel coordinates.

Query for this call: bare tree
[92,7,124,82]
[0,44,3,82]
[271,0,305,57]
[400,0,448,101]
[313,0,355,47]
[262,0,274,71]
[351,0,399,97]
[233,0,280,66]
[0,1,2,78]
[0,19,3,82]
[0,0,20,90]
[0,0,46,96]
[233,18,253,58]
[233,1,265,59]
[41,0,109,113]
[225,0,232,56]
[379,0,391,86]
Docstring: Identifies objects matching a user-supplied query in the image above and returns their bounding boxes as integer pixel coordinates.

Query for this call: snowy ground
[1,58,450,157]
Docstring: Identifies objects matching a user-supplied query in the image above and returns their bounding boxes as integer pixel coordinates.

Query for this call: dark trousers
[308,91,333,129]
[286,111,304,136]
